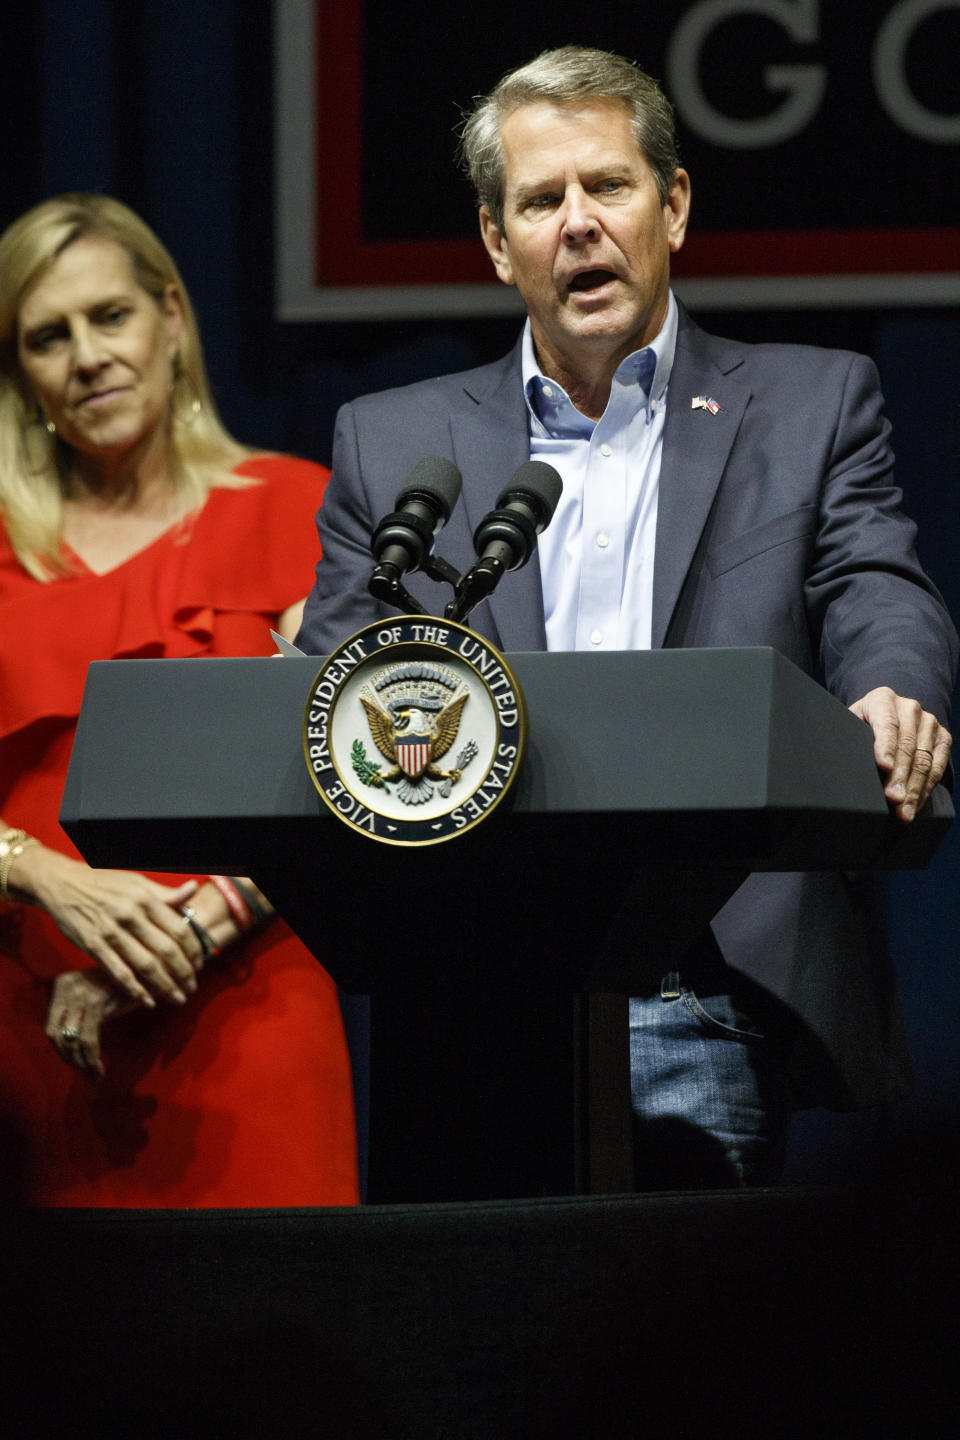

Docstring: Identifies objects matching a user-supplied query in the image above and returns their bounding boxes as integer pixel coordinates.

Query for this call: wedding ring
[60,1025,81,1043]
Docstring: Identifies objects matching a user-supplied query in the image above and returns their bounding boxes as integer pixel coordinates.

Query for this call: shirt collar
[521,290,679,434]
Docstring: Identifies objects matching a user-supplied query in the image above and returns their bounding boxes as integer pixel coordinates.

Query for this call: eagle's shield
[395,730,432,778]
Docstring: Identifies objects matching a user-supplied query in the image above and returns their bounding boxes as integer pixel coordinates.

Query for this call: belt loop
[660,971,681,1001]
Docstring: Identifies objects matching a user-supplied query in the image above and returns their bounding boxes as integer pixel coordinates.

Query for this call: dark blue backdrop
[2,0,958,1182]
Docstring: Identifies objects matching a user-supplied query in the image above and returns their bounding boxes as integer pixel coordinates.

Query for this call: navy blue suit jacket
[299,306,958,1108]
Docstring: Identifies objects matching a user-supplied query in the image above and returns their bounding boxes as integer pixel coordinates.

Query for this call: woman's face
[16,234,182,465]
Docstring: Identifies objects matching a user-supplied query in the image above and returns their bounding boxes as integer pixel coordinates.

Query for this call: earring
[33,405,56,436]
[171,359,202,424]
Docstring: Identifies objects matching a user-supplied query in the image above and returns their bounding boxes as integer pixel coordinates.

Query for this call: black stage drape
[2,1179,955,1439]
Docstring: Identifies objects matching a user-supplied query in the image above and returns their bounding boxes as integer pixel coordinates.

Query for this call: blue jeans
[629,951,795,1190]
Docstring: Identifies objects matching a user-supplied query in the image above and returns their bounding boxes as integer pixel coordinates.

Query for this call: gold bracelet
[0,828,40,900]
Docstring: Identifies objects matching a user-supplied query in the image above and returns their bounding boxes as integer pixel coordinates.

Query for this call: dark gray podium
[61,647,951,1200]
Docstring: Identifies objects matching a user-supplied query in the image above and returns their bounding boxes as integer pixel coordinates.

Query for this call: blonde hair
[0,193,251,579]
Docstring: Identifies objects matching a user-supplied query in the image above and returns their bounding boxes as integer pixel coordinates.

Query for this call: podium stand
[61,648,951,1200]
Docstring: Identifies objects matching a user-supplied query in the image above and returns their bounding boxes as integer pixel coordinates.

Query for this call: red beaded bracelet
[209,874,253,931]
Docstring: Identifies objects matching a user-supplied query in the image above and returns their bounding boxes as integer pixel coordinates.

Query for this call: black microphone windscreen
[496,461,563,527]
[395,457,463,522]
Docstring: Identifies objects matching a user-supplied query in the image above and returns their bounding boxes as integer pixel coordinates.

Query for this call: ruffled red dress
[0,455,358,1206]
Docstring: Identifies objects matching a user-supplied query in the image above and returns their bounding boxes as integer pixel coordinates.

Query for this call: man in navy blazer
[298,46,956,1188]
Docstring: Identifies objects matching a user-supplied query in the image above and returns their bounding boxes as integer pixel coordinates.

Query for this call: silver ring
[916,747,934,758]
[60,1025,81,1043]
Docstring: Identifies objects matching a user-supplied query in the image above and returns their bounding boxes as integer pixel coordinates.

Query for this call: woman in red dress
[0,195,357,1206]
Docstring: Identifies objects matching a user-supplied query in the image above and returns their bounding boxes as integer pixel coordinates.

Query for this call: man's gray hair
[457,46,680,230]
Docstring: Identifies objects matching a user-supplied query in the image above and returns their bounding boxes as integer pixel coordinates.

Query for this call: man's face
[480,98,690,384]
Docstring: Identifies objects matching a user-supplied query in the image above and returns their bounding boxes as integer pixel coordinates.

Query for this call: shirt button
[590,629,603,646]
[542,384,554,398]
[596,532,610,549]
[600,443,612,457]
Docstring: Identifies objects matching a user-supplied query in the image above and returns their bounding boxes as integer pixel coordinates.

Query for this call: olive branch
[351,739,387,788]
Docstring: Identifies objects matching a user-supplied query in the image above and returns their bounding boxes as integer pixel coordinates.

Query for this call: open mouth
[568,269,617,293]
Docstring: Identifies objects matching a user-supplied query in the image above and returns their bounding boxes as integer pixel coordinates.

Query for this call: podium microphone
[369,458,463,609]
[446,461,563,623]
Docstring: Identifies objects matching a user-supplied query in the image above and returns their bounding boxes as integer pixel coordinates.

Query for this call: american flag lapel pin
[691,395,721,414]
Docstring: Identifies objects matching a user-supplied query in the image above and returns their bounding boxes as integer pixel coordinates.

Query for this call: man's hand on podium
[850,686,953,823]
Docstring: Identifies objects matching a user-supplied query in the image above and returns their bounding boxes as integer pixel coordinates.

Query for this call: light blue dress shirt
[525,291,678,652]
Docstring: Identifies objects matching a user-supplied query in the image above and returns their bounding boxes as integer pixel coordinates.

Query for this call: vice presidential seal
[303,618,526,844]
